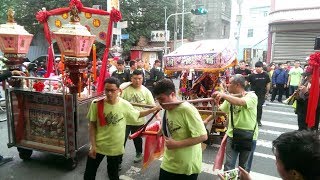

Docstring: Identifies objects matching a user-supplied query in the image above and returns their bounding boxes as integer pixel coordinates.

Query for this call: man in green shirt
[212,74,258,172]
[84,77,161,180]
[121,69,161,163]
[154,79,207,179]
[288,60,303,95]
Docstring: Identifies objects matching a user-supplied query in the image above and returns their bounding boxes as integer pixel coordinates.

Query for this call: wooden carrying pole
[131,92,248,108]
[130,102,225,115]
[160,92,250,106]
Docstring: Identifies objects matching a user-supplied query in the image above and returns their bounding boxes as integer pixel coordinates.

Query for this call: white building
[230,0,270,64]
[268,0,320,63]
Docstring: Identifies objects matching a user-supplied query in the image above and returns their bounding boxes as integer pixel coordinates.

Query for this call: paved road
[0,82,298,179]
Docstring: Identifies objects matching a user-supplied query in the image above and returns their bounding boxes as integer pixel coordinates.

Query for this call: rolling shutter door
[272,31,320,63]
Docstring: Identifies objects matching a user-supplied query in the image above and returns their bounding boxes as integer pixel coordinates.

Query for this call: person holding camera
[212,74,258,172]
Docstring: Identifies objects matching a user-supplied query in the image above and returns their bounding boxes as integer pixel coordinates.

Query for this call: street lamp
[164,12,191,55]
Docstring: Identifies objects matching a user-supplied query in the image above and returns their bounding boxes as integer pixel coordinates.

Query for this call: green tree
[0,0,196,57]
[0,0,70,34]
[120,0,195,58]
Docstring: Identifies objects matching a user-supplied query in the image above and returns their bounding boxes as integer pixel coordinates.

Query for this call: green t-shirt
[289,67,303,86]
[219,92,259,140]
[87,98,140,156]
[161,102,207,175]
[121,85,155,125]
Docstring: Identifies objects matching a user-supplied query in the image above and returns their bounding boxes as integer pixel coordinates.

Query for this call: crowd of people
[108,58,165,95]
[86,57,319,180]
[233,60,319,131]
[0,56,319,180]
[234,60,305,103]
[218,59,319,180]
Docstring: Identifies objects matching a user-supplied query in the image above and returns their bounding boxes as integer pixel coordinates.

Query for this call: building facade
[230,0,270,64]
[268,0,320,64]
[192,0,232,40]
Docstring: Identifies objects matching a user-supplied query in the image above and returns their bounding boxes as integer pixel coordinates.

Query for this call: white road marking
[254,152,276,160]
[266,102,291,107]
[257,139,273,148]
[259,129,284,136]
[264,109,296,116]
[262,121,298,130]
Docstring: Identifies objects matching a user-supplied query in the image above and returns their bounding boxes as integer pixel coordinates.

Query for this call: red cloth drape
[306,52,320,128]
[97,7,122,126]
[44,44,54,78]
[213,134,227,173]
[143,121,164,169]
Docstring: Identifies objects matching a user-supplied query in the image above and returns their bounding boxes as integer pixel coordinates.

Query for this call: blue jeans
[224,137,257,172]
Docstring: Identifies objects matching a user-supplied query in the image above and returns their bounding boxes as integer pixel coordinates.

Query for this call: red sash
[143,121,164,169]
[97,99,107,126]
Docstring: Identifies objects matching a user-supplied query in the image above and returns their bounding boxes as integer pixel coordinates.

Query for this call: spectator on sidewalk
[136,59,147,85]
[248,61,271,126]
[235,61,252,77]
[148,59,164,94]
[111,59,129,84]
[128,60,137,79]
[235,60,252,91]
[271,63,288,103]
[288,60,303,96]
[284,63,290,98]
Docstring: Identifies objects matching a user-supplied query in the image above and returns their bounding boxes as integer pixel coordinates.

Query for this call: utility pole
[164,6,167,54]
[236,0,243,59]
[165,12,192,55]
[181,0,185,45]
[174,0,178,51]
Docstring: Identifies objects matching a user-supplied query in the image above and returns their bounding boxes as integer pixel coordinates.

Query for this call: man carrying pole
[153,78,207,180]
[212,74,258,172]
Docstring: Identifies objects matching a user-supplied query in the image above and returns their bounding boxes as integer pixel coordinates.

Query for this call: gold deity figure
[7,8,15,23]
[70,5,80,22]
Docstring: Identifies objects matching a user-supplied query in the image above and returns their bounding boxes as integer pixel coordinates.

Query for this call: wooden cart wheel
[17,147,33,160]
[66,157,78,170]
